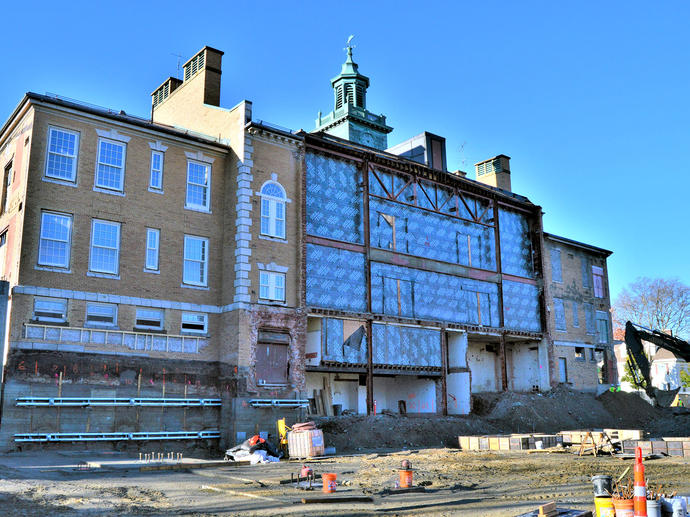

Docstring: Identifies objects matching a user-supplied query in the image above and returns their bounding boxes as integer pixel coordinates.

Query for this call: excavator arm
[624,321,690,403]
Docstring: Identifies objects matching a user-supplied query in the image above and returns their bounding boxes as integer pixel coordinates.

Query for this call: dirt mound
[316,413,499,452]
[315,387,689,453]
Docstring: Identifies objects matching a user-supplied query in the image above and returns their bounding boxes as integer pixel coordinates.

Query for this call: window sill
[181,283,209,291]
[93,186,125,197]
[43,177,78,188]
[259,234,287,243]
[84,324,120,330]
[134,327,165,333]
[143,268,161,275]
[180,331,209,338]
[148,187,164,195]
[258,299,287,306]
[35,265,72,274]
[87,271,121,280]
[184,205,211,214]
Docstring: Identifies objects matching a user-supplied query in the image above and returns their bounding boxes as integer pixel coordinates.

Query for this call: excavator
[624,321,690,406]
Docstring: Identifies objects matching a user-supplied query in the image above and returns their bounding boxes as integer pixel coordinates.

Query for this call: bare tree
[613,277,690,338]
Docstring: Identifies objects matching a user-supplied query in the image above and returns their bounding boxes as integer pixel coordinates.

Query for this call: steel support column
[441,329,448,415]
[362,160,374,415]
[499,333,508,391]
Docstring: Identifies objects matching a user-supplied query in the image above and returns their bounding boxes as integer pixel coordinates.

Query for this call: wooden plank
[301,495,374,504]
[322,377,334,416]
[384,486,426,494]
[313,389,322,415]
[538,502,557,516]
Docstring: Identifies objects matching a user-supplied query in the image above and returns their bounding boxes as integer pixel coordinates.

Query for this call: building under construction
[0,44,613,450]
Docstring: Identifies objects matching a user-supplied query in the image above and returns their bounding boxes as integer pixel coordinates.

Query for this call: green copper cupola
[314,38,393,150]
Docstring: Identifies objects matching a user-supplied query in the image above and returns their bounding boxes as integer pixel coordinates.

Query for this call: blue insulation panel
[306,244,366,312]
[370,262,500,327]
[372,323,441,367]
[502,280,542,332]
[306,152,363,244]
[499,208,534,278]
[369,197,496,270]
[322,318,368,363]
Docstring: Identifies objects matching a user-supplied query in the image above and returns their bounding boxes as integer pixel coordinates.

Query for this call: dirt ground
[0,389,688,516]
[0,449,688,516]
[318,387,690,452]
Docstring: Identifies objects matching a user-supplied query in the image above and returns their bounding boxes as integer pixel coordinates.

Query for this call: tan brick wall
[248,136,302,307]
[10,107,233,361]
[544,236,613,390]
[543,238,611,345]
[554,345,600,391]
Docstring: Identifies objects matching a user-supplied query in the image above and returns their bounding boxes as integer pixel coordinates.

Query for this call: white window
[38,211,72,268]
[185,160,210,211]
[89,219,121,275]
[592,266,605,298]
[95,138,126,192]
[135,308,163,330]
[181,312,208,334]
[145,228,160,271]
[259,271,285,302]
[260,182,286,238]
[45,127,79,182]
[85,302,117,327]
[183,235,208,286]
[33,297,67,323]
[149,151,164,190]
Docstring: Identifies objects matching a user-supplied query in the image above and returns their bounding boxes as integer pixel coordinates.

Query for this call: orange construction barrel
[399,469,413,488]
[322,472,337,493]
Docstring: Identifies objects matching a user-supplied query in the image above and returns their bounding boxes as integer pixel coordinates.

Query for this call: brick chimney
[151,46,224,112]
[475,155,511,192]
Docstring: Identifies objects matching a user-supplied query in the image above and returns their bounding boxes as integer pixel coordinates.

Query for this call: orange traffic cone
[634,447,647,517]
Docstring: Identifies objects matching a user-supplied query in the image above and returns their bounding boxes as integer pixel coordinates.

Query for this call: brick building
[0,43,613,450]
[543,233,615,391]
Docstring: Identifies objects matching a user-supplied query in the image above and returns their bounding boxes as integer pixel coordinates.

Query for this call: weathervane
[345,34,355,52]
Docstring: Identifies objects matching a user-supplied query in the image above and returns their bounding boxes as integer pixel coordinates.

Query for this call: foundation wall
[0,349,223,451]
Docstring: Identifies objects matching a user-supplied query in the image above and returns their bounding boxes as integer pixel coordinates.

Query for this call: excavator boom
[624,321,690,403]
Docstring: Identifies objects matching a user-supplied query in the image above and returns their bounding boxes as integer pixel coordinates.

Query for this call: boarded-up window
[256,331,290,385]
[584,303,595,334]
[572,301,579,328]
[550,248,562,283]
[592,266,605,298]
[382,276,413,317]
[596,311,609,344]
[466,290,491,326]
[581,257,591,288]
[554,298,566,331]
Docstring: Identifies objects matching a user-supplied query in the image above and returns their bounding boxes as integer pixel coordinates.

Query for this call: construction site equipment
[624,321,690,405]
[14,430,220,442]
[322,472,337,493]
[248,399,309,408]
[15,397,221,407]
[399,469,413,488]
[577,431,618,456]
[287,427,325,458]
[594,496,614,517]
[591,475,613,497]
[277,418,290,456]
[633,448,647,516]
[291,467,316,490]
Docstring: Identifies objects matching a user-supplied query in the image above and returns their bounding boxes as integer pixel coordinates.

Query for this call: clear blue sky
[2,1,688,302]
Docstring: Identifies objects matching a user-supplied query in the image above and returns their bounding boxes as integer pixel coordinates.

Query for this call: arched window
[260,181,286,239]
